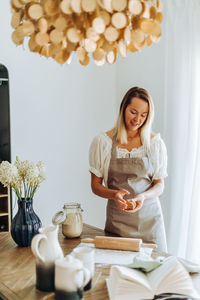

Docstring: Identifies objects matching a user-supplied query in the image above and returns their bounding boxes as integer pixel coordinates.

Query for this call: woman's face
[124,97,149,132]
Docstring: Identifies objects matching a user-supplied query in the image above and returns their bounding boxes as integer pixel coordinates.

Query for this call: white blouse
[89,132,168,186]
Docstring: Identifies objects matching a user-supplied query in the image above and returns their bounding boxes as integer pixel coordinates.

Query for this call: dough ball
[126,199,136,210]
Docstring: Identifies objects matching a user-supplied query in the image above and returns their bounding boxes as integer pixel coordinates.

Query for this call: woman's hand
[113,189,130,210]
[132,194,145,212]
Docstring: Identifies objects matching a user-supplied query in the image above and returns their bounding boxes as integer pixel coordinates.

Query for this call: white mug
[73,247,95,277]
[55,255,90,293]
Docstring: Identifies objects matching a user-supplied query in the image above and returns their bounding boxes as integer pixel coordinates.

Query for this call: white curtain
[163,0,200,262]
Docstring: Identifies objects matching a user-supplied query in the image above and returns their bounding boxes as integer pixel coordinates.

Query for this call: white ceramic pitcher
[31,224,64,264]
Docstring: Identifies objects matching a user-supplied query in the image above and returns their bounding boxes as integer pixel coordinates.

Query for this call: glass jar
[62,203,83,238]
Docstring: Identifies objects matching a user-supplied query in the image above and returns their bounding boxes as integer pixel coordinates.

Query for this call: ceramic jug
[31,224,64,292]
[55,255,91,299]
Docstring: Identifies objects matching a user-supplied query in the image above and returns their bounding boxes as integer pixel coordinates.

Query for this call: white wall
[0,2,169,232]
[115,42,165,132]
[0,2,116,228]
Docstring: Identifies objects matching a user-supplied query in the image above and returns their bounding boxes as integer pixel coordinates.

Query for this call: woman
[89,87,167,252]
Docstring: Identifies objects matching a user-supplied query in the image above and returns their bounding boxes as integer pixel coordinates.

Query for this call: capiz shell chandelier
[10,0,163,66]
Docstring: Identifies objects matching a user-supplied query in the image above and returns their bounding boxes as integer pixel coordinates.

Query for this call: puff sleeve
[89,134,107,178]
[151,134,168,180]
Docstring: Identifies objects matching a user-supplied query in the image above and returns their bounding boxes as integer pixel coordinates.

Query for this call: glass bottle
[62,203,83,238]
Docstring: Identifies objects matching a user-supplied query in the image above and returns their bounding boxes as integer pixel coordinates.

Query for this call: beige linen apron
[105,135,167,252]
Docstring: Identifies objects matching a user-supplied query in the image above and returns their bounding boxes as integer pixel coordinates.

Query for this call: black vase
[11,199,42,247]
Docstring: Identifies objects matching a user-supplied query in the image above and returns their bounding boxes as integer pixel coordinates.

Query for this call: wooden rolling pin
[81,236,157,252]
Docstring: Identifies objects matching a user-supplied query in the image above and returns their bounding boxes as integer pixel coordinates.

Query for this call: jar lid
[63,202,82,210]
[52,210,66,225]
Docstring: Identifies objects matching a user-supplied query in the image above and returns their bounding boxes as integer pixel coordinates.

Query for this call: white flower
[0,157,46,200]
[26,162,39,185]
[37,161,46,182]
[0,161,18,187]
[15,159,36,180]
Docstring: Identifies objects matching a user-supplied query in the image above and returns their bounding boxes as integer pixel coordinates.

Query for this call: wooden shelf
[0,185,10,232]
[0,212,8,217]
[0,194,8,198]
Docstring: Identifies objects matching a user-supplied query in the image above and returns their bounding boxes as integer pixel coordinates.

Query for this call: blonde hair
[114,87,154,150]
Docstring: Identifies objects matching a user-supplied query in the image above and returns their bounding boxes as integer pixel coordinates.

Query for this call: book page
[147,256,179,289]
[111,266,152,290]
[106,277,154,300]
[147,257,199,297]
[107,265,154,299]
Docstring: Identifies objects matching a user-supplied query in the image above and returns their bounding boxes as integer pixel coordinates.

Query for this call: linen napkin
[125,252,200,274]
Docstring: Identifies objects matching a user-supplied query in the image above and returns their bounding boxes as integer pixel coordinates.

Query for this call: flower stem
[13,187,21,200]
[27,184,31,199]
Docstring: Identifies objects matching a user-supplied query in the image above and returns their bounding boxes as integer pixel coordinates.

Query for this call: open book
[106,256,200,300]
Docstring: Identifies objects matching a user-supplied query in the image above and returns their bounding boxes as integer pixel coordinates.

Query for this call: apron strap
[111,134,118,159]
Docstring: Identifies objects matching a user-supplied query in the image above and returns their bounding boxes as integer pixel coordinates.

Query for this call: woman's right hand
[113,189,130,210]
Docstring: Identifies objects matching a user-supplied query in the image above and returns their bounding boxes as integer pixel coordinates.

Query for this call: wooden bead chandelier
[10,0,163,66]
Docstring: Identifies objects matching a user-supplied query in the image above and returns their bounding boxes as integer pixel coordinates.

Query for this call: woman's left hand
[132,194,145,212]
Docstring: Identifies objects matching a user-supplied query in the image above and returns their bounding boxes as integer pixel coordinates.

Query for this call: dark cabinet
[0,64,12,230]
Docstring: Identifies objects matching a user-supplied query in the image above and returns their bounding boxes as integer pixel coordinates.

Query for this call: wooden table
[0,224,200,300]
